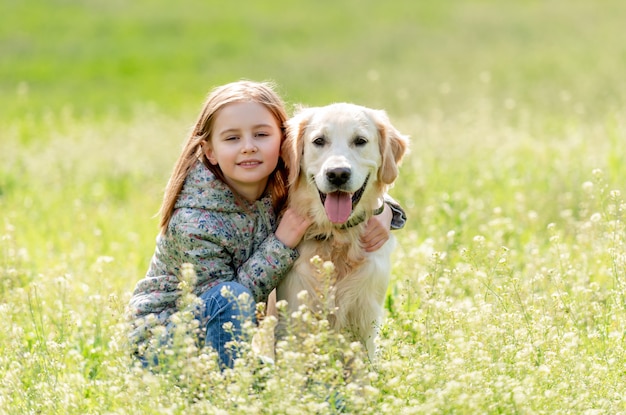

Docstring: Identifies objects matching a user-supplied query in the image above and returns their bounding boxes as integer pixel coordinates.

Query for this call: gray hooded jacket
[128,160,298,344]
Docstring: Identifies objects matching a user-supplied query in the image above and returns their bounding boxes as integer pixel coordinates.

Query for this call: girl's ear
[282,107,312,186]
[203,142,218,165]
[371,109,410,185]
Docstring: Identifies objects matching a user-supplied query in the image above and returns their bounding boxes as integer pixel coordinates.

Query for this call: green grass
[2,0,626,413]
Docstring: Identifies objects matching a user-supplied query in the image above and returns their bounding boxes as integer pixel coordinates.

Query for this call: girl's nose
[242,136,258,153]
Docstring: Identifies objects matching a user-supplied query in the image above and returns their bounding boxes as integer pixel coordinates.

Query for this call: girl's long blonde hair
[158,80,290,233]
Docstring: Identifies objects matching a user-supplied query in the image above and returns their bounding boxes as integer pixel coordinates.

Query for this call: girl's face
[204,101,283,202]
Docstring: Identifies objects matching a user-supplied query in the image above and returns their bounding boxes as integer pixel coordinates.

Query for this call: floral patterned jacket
[128,160,299,345]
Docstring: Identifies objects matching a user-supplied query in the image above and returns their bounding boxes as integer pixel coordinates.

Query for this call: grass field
[1,0,626,413]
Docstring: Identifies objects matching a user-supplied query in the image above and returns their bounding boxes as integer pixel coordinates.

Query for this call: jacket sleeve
[236,233,299,303]
[173,221,299,304]
[383,194,407,230]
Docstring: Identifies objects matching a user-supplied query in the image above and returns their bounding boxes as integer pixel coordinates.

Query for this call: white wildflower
[473,235,485,244]
[220,285,233,298]
[582,181,593,193]
[96,255,115,264]
[237,291,250,304]
[297,290,309,302]
[275,300,288,311]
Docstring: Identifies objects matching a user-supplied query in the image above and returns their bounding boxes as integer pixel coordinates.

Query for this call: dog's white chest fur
[278,233,396,359]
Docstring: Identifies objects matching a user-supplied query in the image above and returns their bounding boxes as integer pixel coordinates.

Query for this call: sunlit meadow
[2,0,626,413]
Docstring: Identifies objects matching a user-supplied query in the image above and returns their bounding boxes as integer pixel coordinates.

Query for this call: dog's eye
[354,136,368,147]
[312,136,326,146]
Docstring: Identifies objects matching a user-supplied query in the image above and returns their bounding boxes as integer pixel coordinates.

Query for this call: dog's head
[283,103,409,224]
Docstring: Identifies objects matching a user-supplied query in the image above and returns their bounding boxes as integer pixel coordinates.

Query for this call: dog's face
[283,103,408,224]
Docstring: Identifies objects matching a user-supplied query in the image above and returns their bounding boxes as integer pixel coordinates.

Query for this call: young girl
[128,80,404,368]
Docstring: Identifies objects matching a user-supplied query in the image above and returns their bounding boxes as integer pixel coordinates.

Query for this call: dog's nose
[326,167,351,186]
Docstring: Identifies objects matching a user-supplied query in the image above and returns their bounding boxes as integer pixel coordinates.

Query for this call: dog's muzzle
[318,174,370,224]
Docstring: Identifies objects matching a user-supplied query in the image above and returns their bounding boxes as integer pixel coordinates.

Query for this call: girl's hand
[362,203,392,252]
[275,208,312,248]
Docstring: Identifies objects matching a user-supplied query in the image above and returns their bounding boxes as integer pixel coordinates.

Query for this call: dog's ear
[371,109,410,185]
[282,106,312,186]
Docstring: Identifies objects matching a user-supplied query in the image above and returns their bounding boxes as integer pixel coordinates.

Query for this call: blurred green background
[2,0,625,281]
[3,0,625,125]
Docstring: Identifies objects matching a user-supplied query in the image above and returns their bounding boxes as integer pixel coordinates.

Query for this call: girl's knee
[224,282,256,317]
[220,281,253,299]
[201,282,256,319]
[215,282,253,305]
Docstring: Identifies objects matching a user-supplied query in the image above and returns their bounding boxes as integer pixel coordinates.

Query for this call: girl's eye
[255,132,269,138]
[226,136,239,141]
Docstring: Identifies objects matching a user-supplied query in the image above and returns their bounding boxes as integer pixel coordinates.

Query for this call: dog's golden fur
[276,103,408,359]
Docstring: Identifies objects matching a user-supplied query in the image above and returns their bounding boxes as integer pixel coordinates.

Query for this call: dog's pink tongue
[324,192,353,224]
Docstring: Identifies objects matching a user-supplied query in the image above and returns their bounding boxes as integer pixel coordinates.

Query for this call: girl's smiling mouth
[237,159,263,167]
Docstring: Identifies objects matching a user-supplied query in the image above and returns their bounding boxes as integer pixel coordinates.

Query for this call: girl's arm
[362,195,407,252]
[173,208,310,304]
[235,208,310,301]
[274,207,312,248]
[384,194,407,230]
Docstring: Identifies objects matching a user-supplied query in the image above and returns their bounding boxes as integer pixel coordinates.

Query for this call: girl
[128,80,403,368]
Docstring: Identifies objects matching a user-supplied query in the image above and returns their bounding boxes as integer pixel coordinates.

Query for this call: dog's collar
[314,203,386,240]
[340,203,385,229]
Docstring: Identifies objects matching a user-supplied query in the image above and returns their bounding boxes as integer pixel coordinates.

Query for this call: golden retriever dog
[276,103,409,360]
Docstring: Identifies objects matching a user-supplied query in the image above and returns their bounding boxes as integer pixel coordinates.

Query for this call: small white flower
[260,315,277,328]
[350,341,362,352]
[220,285,233,298]
[237,291,250,304]
[297,290,309,302]
[363,385,380,397]
[227,383,241,394]
[310,255,322,266]
[96,255,114,264]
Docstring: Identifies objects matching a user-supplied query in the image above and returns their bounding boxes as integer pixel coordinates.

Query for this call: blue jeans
[198,281,256,368]
[135,281,256,370]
